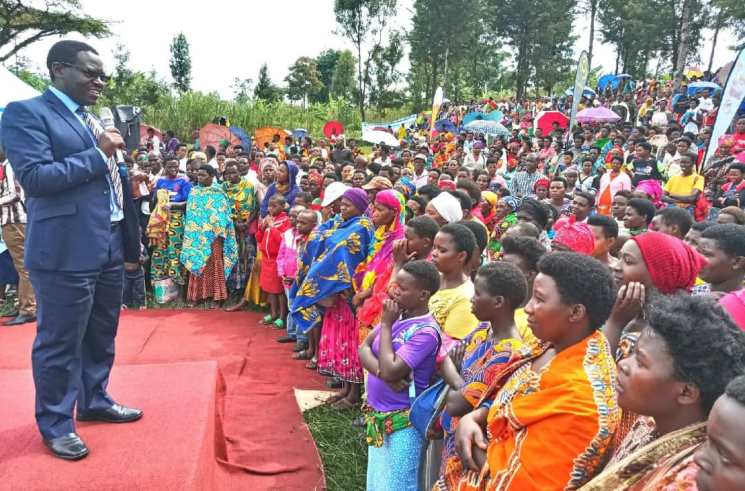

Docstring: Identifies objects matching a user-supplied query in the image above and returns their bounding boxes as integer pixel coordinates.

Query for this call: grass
[304,405,368,491]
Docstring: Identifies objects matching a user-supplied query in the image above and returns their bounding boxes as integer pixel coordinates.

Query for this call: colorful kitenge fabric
[290,214,374,334]
[580,422,706,490]
[150,208,186,285]
[223,179,256,222]
[224,179,257,292]
[180,183,238,279]
[364,405,412,448]
[455,331,620,491]
[488,213,517,259]
[317,295,364,383]
[187,237,229,302]
[437,326,525,491]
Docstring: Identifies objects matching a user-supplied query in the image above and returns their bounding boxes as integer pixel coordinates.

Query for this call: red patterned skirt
[317,296,363,383]
[187,238,228,302]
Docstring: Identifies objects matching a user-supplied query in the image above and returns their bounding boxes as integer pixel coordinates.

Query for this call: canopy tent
[0,65,41,145]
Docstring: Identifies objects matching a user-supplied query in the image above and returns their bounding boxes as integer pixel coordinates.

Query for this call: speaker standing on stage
[0,40,143,461]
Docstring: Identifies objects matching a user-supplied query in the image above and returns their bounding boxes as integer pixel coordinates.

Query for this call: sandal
[260,314,274,325]
[305,359,318,370]
[293,342,308,353]
[293,350,312,360]
[272,318,285,330]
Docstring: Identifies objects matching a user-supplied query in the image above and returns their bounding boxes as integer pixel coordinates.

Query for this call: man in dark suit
[1,40,143,460]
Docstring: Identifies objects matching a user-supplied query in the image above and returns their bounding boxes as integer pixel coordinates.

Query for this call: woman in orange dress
[451,252,620,490]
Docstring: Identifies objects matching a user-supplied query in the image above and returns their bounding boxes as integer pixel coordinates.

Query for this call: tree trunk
[614,45,620,74]
[357,39,365,121]
[673,0,692,92]
[588,0,597,67]
[707,9,722,74]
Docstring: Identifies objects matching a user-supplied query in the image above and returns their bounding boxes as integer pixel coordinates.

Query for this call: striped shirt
[0,161,27,225]
[508,170,546,198]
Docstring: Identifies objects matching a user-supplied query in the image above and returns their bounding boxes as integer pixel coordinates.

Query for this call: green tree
[312,49,341,103]
[0,0,110,63]
[98,44,169,110]
[8,55,49,91]
[368,30,404,109]
[254,63,282,102]
[334,0,397,120]
[285,56,323,106]
[712,0,745,55]
[169,32,192,92]
[232,77,253,104]
[331,50,356,100]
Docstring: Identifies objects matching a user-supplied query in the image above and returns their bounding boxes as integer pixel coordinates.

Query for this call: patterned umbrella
[463,120,511,136]
[323,120,345,139]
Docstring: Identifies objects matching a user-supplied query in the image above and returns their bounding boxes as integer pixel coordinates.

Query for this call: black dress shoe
[276,335,295,343]
[3,314,34,326]
[44,433,89,460]
[77,404,143,423]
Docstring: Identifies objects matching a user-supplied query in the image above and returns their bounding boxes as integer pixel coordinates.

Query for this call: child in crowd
[256,194,291,328]
[623,198,656,237]
[358,260,442,491]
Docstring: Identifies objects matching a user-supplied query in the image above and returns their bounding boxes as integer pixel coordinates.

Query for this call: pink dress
[317,296,363,383]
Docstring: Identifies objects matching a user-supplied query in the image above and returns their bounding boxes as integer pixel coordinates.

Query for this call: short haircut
[407,194,427,212]
[295,191,313,203]
[458,220,488,253]
[268,193,287,205]
[550,176,567,187]
[656,207,694,236]
[401,259,441,296]
[691,220,715,233]
[644,294,745,413]
[725,375,745,407]
[406,215,439,242]
[505,221,540,238]
[701,224,745,258]
[501,236,547,272]
[476,262,528,309]
[451,190,473,211]
[199,164,217,177]
[537,252,616,328]
[518,198,551,230]
[615,189,633,200]
[587,214,619,239]
[728,163,745,174]
[417,184,441,202]
[176,143,188,150]
[637,141,652,152]
[574,191,595,208]
[720,206,745,225]
[456,179,482,205]
[439,223,477,264]
[47,40,98,80]
[628,198,657,225]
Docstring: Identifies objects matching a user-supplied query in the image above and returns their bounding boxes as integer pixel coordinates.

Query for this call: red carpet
[0,310,328,490]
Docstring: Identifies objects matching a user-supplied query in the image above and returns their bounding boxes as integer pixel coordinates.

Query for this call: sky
[10,0,742,100]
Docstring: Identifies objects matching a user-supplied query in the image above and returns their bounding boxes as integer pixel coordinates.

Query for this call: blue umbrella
[598,74,616,92]
[292,128,308,139]
[434,119,457,133]
[462,111,485,126]
[485,110,505,122]
[228,126,252,153]
[564,87,596,98]
[687,81,722,96]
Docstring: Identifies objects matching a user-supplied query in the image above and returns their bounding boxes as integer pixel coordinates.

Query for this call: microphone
[99,107,125,165]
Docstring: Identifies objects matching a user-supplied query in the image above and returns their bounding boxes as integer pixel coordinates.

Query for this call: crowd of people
[2,74,745,490]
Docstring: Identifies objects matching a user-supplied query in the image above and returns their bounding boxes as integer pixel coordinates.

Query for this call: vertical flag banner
[704,48,745,168]
[567,51,590,142]
[430,86,443,137]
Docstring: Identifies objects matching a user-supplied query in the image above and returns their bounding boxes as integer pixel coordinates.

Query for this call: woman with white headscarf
[424,191,463,226]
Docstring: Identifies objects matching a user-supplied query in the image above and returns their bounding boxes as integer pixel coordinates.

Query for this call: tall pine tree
[169,32,192,92]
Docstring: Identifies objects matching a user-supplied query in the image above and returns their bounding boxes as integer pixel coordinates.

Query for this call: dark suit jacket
[1,89,140,271]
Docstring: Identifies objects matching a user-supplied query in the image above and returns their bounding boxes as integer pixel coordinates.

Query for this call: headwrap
[473,141,485,150]
[533,178,551,192]
[342,187,370,214]
[719,134,736,147]
[362,176,393,191]
[397,176,416,198]
[720,288,745,331]
[438,179,456,191]
[361,189,406,292]
[430,192,463,223]
[260,160,299,217]
[476,190,499,226]
[552,217,595,255]
[482,191,498,208]
[191,151,207,161]
[502,196,520,212]
[631,231,707,294]
[635,179,664,208]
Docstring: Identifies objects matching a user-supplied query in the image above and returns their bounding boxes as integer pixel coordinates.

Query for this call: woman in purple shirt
[359,260,441,491]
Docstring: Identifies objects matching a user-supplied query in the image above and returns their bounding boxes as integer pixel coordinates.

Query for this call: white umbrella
[464,119,511,136]
[362,128,400,147]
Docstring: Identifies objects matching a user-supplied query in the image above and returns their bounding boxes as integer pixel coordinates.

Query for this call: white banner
[567,51,590,141]
[704,48,745,168]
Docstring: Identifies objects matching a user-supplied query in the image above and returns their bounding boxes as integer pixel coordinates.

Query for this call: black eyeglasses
[57,62,110,83]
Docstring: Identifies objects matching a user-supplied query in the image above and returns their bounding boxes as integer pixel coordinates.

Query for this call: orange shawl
[456,331,620,491]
